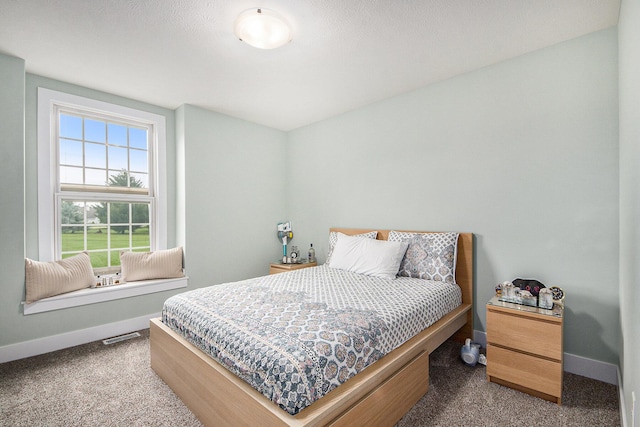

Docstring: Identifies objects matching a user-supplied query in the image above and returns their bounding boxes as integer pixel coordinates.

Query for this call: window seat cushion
[25,252,94,303]
[120,247,184,282]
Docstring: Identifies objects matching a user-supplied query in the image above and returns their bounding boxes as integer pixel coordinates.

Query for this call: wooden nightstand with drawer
[486,296,564,404]
[269,261,317,275]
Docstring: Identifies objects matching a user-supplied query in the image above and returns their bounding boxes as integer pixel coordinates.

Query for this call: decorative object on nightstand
[512,278,545,297]
[501,281,515,301]
[277,222,294,263]
[308,243,316,263]
[549,286,565,307]
[289,246,299,262]
[496,278,564,309]
[495,280,510,296]
[486,296,564,404]
[538,287,554,309]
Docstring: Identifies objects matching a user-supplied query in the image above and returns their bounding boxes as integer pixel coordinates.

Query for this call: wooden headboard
[329,227,474,341]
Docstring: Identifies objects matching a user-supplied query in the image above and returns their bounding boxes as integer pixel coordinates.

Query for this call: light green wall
[177,104,288,288]
[288,28,620,364]
[0,55,26,345]
[0,25,625,373]
[619,0,640,422]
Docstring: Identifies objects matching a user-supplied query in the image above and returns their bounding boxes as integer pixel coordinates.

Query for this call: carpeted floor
[0,330,620,426]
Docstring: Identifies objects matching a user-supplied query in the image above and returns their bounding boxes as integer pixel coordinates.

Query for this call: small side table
[269,261,317,275]
[486,296,564,404]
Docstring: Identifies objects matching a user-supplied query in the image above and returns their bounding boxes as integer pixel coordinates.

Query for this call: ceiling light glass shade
[234,8,292,49]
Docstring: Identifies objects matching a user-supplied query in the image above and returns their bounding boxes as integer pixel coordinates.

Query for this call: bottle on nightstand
[308,244,316,263]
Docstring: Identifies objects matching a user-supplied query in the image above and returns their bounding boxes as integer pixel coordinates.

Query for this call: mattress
[161,265,461,415]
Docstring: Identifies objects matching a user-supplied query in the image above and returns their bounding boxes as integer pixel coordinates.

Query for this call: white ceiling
[0,0,620,131]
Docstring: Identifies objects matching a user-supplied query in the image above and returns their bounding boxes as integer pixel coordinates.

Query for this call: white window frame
[38,88,167,260]
[31,88,185,314]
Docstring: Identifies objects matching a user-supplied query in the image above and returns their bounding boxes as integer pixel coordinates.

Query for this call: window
[31,88,186,313]
[57,111,152,270]
[38,88,167,271]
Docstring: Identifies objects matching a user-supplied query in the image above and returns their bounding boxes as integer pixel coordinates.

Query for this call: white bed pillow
[120,247,184,282]
[328,233,408,280]
[325,230,377,264]
[25,252,94,303]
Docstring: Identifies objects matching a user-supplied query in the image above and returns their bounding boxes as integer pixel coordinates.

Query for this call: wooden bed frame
[150,229,473,427]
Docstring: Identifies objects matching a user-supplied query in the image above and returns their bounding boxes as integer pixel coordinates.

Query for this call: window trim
[37,88,167,262]
[32,88,176,314]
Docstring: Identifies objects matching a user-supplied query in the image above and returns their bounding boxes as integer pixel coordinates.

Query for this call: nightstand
[269,261,317,275]
[486,296,564,404]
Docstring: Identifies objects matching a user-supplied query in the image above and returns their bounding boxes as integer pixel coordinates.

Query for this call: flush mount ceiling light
[234,8,292,49]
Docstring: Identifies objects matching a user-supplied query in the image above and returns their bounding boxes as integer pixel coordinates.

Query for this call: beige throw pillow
[25,252,94,303]
[120,247,184,282]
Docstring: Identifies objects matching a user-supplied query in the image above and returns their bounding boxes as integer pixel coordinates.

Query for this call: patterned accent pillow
[120,247,184,282]
[387,231,459,283]
[325,231,378,265]
[25,252,94,303]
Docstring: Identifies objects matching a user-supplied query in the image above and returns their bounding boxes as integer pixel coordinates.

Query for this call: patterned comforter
[162,265,461,415]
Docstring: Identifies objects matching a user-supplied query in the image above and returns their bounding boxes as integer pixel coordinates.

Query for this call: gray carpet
[0,330,620,426]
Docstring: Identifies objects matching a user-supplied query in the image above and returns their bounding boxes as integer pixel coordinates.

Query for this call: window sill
[22,276,188,315]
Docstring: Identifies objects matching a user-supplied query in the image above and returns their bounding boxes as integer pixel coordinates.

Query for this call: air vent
[102,332,141,345]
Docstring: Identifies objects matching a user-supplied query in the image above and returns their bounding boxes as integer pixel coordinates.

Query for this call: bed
[150,228,473,426]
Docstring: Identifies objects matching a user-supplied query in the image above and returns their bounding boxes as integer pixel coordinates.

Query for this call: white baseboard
[472,330,619,385]
[563,351,619,385]
[0,312,160,364]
